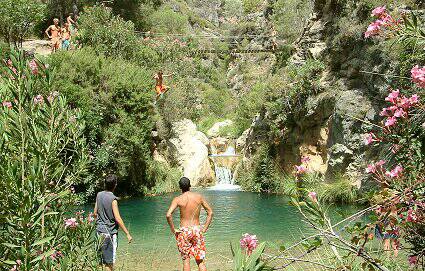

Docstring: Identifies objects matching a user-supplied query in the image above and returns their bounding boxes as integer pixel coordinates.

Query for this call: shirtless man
[61,23,71,50]
[45,18,61,52]
[154,71,172,99]
[166,177,214,271]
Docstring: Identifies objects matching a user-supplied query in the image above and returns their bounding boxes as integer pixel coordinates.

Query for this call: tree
[0,0,46,45]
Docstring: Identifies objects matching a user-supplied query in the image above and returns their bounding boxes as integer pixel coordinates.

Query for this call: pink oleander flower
[407,208,418,222]
[365,20,383,38]
[408,255,418,266]
[385,165,403,178]
[301,156,311,164]
[385,116,397,127]
[240,233,258,255]
[385,89,400,104]
[2,101,12,109]
[366,164,376,174]
[379,107,391,117]
[50,250,63,261]
[64,217,78,229]
[394,108,407,118]
[308,191,318,203]
[371,6,386,17]
[409,94,419,105]
[376,160,386,167]
[364,132,379,145]
[33,95,44,105]
[411,65,425,88]
[28,59,38,75]
[295,165,307,175]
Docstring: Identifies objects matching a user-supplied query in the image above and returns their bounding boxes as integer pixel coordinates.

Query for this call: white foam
[208,183,242,191]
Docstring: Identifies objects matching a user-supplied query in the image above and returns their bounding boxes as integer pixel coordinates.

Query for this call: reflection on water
[87,190,360,270]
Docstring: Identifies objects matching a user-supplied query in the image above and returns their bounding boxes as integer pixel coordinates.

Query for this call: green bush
[49,47,156,197]
[0,0,46,44]
[147,161,182,195]
[316,175,358,204]
[0,50,97,270]
[242,0,263,14]
[149,7,189,34]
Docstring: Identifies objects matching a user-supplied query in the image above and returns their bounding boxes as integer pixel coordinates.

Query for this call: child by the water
[94,174,133,271]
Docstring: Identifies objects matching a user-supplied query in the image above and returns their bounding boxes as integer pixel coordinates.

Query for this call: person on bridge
[154,70,173,99]
[166,177,214,271]
[45,18,61,52]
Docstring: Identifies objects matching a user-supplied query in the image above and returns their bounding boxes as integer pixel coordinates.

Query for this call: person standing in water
[94,174,133,271]
[45,18,61,52]
[166,177,214,271]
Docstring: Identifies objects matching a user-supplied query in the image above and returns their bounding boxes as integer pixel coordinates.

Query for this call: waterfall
[209,146,241,191]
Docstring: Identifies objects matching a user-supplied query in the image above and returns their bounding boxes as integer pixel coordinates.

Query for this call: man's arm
[45,26,51,39]
[166,198,178,235]
[111,200,133,243]
[201,196,213,233]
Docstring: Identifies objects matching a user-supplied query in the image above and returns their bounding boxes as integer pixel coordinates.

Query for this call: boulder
[166,119,214,186]
[22,40,51,56]
[207,120,233,137]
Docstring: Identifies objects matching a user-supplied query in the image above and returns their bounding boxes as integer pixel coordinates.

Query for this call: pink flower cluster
[308,191,318,203]
[365,160,386,174]
[28,59,38,75]
[64,217,78,229]
[2,100,12,109]
[365,6,400,38]
[364,132,381,145]
[411,65,425,88]
[295,156,311,175]
[380,90,419,128]
[240,233,258,255]
[33,95,44,105]
[385,165,403,178]
[50,250,63,261]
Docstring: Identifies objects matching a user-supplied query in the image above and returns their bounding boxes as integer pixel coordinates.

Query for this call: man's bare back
[176,192,204,227]
[166,177,213,271]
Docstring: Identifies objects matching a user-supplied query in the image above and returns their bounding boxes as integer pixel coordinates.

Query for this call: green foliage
[77,5,159,66]
[0,50,96,270]
[146,161,181,195]
[242,0,264,14]
[0,0,46,44]
[317,176,358,204]
[235,82,268,134]
[237,145,284,193]
[271,0,313,43]
[49,47,156,196]
[230,242,272,271]
[149,7,189,34]
[223,0,244,19]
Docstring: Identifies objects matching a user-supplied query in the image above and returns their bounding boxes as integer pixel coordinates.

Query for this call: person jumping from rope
[154,70,173,99]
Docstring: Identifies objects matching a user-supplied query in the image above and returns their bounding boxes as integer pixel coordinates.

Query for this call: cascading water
[209,146,241,191]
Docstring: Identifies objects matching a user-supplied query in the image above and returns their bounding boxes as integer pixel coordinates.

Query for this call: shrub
[49,48,156,197]
[149,7,189,34]
[0,0,46,44]
[317,176,359,204]
[0,50,96,270]
[242,0,264,14]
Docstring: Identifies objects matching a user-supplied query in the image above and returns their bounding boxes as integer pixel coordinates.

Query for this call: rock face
[207,120,233,137]
[165,119,215,186]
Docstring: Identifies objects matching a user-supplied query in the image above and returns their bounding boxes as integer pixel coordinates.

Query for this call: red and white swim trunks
[176,226,206,261]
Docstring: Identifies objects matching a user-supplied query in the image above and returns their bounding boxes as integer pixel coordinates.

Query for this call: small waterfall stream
[209,146,241,191]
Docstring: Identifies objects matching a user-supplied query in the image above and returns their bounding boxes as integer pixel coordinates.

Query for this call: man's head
[69,13,73,17]
[53,18,59,25]
[105,174,118,191]
[179,177,191,192]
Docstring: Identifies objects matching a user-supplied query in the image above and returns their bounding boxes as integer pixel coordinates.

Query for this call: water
[90,190,360,270]
[209,145,241,190]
